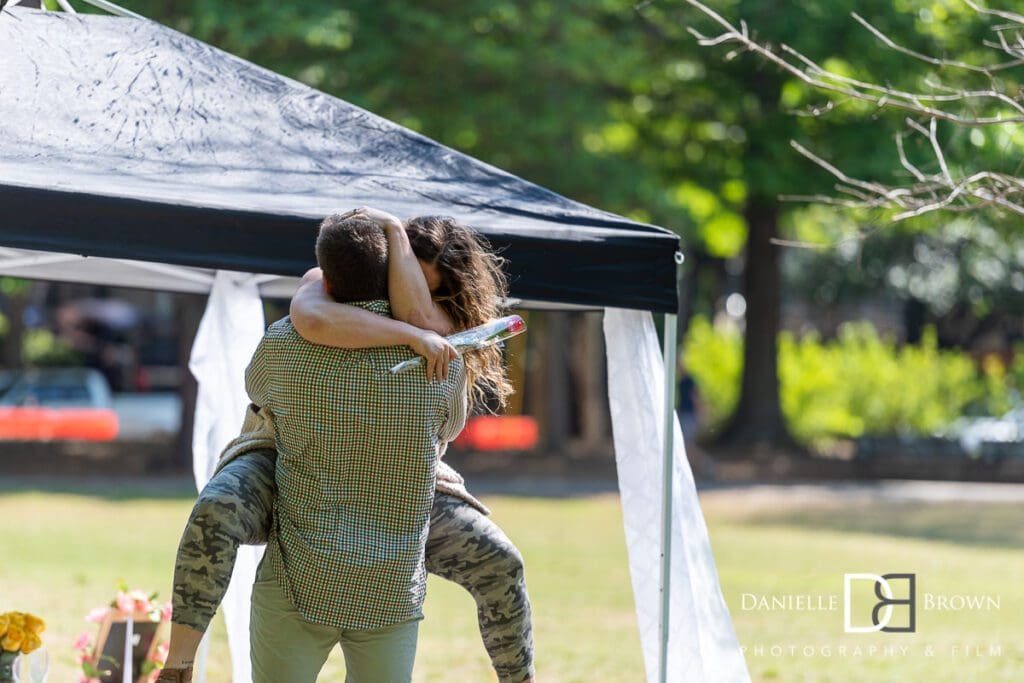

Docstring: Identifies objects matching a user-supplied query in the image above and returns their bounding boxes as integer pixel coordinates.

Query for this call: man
[245,214,466,682]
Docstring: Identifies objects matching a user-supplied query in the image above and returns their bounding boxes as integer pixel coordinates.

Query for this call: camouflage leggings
[172,451,534,682]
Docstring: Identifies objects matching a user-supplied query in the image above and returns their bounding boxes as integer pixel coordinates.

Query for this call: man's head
[315,214,388,302]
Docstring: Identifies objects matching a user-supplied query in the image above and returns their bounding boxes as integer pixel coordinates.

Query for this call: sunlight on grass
[0,482,1021,682]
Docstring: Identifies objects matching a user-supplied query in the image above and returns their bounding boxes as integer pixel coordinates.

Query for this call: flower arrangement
[0,612,45,656]
[74,586,171,683]
[0,612,45,683]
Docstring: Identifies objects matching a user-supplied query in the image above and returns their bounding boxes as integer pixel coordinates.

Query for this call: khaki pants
[250,559,420,683]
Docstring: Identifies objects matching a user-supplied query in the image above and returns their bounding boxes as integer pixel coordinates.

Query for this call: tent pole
[658,310,678,683]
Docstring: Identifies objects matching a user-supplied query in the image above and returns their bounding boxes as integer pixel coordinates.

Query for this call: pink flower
[73,630,92,650]
[129,589,151,614]
[115,591,134,615]
[85,607,109,623]
[161,601,173,622]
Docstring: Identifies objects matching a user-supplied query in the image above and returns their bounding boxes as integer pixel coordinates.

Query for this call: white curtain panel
[189,271,267,683]
[604,308,750,683]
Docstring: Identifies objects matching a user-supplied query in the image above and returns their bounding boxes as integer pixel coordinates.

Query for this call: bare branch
[681,0,1024,124]
[962,0,1024,28]
[896,133,930,183]
[674,0,1024,224]
[852,11,1024,73]
[789,137,1024,222]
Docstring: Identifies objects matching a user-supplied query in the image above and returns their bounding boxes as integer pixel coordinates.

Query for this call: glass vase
[0,649,48,683]
[0,651,16,683]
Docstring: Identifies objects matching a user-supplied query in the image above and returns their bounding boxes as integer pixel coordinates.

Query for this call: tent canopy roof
[0,9,679,311]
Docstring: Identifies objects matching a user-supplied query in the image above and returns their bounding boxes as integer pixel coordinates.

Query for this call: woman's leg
[425,494,535,683]
[162,450,276,673]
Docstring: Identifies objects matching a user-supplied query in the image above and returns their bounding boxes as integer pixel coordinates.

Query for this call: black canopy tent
[0,8,727,683]
[0,9,680,312]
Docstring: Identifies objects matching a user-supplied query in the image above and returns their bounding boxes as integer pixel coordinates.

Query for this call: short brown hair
[315,215,388,302]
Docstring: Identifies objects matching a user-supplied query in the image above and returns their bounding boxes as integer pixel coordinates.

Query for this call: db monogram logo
[843,573,916,634]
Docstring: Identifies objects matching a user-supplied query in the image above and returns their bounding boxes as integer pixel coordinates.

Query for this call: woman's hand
[341,206,403,231]
[408,329,459,382]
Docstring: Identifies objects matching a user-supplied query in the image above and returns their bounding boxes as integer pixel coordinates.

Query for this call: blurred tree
[784,210,1024,349]
[629,0,959,449]
[683,0,1024,368]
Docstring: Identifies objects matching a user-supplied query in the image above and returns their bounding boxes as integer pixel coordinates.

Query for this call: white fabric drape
[604,308,750,683]
[189,271,267,683]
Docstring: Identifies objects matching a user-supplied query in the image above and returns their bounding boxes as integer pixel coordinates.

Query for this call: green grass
[0,480,1021,682]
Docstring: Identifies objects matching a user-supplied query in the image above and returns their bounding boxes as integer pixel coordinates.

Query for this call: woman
[158,208,535,683]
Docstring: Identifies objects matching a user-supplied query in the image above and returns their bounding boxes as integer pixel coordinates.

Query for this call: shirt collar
[349,300,391,317]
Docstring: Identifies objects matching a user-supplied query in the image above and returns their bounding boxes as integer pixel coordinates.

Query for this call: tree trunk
[542,312,572,452]
[716,199,793,451]
[569,312,609,453]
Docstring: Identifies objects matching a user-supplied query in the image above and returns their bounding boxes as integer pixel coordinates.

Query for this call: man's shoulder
[264,316,324,351]
[260,317,352,370]
[265,316,298,338]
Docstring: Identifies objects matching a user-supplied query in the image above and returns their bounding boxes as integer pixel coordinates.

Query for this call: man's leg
[161,451,276,675]
[339,619,420,683]
[425,494,535,683]
[250,558,339,683]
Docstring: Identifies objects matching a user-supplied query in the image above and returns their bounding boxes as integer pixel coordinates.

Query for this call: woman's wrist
[396,321,425,346]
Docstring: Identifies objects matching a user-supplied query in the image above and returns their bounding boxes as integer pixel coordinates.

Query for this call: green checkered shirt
[245,301,467,630]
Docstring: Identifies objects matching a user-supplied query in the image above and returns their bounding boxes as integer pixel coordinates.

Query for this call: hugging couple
[156,207,535,683]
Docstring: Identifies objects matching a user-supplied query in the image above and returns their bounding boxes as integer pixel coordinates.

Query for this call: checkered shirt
[245,300,467,630]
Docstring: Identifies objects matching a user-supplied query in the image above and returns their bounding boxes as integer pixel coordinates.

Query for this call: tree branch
[681,0,1024,124]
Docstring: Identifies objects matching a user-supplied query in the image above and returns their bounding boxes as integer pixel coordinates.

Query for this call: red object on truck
[0,406,120,441]
[453,415,539,451]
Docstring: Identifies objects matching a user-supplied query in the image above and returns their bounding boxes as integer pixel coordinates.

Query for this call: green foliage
[683,317,1015,448]
[785,215,1024,321]
[0,278,29,297]
[21,329,81,367]
[682,315,741,422]
[779,324,982,447]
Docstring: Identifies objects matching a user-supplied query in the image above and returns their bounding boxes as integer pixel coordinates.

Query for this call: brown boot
[155,668,193,683]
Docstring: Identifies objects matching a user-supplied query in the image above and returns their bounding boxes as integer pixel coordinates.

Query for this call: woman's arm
[290,268,458,381]
[381,220,454,336]
[340,206,454,334]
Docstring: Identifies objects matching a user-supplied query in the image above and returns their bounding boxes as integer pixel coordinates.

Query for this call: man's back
[246,302,466,630]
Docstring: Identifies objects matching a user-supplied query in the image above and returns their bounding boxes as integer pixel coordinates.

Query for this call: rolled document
[389,314,527,374]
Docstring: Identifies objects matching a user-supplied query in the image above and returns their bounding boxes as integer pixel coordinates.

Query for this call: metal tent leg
[659,312,678,683]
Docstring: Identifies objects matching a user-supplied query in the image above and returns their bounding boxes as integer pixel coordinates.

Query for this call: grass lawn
[1,478,1021,682]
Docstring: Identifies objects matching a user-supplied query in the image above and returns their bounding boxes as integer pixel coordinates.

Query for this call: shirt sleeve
[438,365,469,444]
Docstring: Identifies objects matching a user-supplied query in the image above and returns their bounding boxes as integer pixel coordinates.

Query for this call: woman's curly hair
[405,215,513,411]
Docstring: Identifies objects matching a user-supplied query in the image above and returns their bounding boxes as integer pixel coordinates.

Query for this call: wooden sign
[92,611,166,683]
